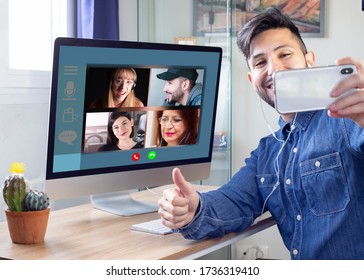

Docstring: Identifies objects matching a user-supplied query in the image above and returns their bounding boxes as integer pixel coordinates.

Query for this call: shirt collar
[278,111,317,131]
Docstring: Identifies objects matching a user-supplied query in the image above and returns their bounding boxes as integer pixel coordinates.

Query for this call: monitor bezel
[46,37,222,199]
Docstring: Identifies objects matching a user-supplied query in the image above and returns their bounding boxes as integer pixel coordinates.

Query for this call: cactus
[2,162,50,212]
[2,174,28,212]
[24,190,50,211]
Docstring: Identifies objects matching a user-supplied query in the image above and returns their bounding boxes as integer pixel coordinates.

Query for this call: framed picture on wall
[193,0,324,38]
[175,37,197,45]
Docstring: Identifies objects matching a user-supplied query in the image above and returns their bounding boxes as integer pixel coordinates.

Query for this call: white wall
[119,0,138,41]
[0,103,49,221]
[231,0,364,259]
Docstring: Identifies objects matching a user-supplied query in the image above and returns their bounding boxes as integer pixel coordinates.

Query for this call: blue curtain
[77,0,119,40]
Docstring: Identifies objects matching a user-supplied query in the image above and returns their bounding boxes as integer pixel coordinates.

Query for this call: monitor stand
[90,190,159,216]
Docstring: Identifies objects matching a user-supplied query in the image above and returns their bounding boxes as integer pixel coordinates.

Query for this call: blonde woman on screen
[90,68,144,108]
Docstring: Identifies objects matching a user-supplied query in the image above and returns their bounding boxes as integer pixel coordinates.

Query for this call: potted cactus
[2,162,50,244]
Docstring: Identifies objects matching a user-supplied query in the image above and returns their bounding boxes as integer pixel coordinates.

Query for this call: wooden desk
[0,186,275,260]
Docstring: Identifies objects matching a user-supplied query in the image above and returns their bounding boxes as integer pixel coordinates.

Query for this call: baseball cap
[157,68,198,81]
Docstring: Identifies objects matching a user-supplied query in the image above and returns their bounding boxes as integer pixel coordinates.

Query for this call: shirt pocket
[256,174,286,224]
[300,152,349,216]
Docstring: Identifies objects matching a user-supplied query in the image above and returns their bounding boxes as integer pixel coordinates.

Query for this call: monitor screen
[45,37,222,215]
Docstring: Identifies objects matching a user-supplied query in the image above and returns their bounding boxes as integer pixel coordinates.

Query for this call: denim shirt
[179,110,364,259]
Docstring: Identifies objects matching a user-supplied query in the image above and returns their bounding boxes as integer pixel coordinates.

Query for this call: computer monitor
[45,37,222,216]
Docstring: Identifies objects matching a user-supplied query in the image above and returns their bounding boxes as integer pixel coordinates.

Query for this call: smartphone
[273,64,357,114]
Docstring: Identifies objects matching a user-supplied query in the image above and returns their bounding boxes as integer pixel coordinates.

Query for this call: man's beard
[169,89,184,104]
[257,90,275,108]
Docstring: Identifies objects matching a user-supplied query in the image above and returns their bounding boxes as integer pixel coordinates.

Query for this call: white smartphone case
[273,64,357,114]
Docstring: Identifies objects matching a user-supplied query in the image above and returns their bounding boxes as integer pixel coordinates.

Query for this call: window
[0,0,71,101]
[9,0,68,71]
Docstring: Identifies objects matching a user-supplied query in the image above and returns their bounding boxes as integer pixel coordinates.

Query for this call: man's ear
[247,72,253,83]
[305,51,316,67]
[182,79,190,90]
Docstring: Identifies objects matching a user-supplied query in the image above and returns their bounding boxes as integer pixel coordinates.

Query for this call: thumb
[172,168,195,197]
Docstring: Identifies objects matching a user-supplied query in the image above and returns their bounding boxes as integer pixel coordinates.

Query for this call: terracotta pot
[5,208,50,244]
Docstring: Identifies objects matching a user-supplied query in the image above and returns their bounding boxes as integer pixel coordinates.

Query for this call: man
[158,7,364,259]
[157,68,202,106]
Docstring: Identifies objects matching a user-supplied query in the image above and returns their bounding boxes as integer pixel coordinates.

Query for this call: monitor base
[90,190,159,216]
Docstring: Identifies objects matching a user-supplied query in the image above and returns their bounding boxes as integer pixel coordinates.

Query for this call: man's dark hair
[236,7,307,60]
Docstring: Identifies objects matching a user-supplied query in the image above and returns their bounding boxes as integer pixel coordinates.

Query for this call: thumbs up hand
[158,168,200,229]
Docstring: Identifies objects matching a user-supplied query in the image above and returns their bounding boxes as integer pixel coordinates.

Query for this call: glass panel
[137,0,232,186]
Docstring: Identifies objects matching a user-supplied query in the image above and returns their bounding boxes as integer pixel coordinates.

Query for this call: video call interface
[83,66,203,154]
[49,41,221,176]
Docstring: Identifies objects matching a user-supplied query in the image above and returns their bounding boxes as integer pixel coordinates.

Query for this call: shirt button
[296,214,301,221]
[315,161,321,167]
[293,147,298,153]
[285,178,291,185]
[260,177,265,184]
[292,249,299,255]
[291,124,296,130]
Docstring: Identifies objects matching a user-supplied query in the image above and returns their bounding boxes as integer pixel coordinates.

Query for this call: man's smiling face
[247,28,315,108]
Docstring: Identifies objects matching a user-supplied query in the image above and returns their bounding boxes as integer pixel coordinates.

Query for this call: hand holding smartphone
[273,64,357,114]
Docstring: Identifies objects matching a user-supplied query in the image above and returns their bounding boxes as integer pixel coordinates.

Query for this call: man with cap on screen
[157,68,203,106]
